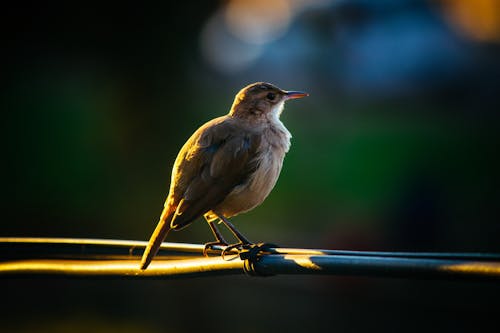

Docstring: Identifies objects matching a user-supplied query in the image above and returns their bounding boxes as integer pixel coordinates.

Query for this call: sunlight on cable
[284,254,322,270]
[439,261,500,274]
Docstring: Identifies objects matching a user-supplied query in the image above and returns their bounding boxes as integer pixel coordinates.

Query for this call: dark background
[2,1,500,332]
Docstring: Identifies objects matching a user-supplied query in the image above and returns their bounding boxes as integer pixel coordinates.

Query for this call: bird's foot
[221,242,253,260]
[238,242,279,260]
[203,241,228,257]
[220,242,279,260]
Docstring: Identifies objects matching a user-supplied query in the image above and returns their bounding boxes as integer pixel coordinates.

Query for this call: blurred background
[2,0,500,332]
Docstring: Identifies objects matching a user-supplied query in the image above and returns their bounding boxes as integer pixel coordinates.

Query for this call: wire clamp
[241,243,278,277]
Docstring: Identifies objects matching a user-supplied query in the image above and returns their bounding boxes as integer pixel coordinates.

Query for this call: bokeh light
[438,0,500,42]
[201,0,332,73]
[225,0,292,45]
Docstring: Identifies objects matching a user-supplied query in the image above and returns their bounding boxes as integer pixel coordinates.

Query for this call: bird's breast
[214,123,291,217]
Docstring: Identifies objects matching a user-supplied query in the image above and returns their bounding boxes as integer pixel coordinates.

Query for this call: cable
[1,237,499,280]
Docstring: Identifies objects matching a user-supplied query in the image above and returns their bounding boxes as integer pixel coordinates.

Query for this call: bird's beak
[284,91,309,100]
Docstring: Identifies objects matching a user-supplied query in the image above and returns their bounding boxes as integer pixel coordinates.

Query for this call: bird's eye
[266,92,276,100]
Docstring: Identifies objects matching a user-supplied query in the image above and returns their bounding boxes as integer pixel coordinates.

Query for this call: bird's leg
[218,215,252,244]
[213,212,254,258]
[203,217,229,256]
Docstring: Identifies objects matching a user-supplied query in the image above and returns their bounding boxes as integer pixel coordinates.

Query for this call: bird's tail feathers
[140,206,174,270]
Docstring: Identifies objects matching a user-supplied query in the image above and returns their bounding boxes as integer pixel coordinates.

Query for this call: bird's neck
[266,110,292,153]
[230,102,291,151]
[229,101,285,125]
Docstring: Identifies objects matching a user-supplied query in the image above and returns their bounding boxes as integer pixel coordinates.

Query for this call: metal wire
[1,237,500,280]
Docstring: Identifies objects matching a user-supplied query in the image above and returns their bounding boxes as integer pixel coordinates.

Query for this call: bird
[140,82,308,270]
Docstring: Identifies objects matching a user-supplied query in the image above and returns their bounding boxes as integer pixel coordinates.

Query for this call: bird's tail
[140,206,174,270]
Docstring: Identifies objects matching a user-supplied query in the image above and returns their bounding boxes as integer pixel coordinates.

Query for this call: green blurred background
[2,1,500,332]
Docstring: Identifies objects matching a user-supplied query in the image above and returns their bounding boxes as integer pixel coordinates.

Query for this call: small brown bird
[140,82,308,269]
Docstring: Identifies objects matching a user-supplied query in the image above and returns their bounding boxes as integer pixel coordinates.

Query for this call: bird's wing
[167,117,261,229]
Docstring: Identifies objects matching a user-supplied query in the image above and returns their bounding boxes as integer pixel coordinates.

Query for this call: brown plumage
[140,82,308,269]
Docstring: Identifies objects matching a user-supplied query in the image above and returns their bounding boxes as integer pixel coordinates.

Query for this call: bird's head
[229,82,308,121]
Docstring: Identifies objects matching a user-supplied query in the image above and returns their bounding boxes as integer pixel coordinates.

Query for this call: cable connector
[240,243,278,277]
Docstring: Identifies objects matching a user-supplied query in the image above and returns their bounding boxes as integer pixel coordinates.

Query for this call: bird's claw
[203,241,228,256]
[238,242,279,260]
[220,242,251,260]
[205,241,279,260]
[220,242,279,260]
